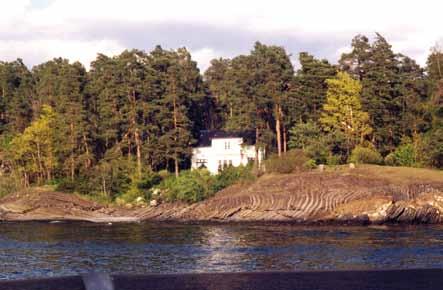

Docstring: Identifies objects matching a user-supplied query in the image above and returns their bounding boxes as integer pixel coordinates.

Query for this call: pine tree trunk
[283,124,287,153]
[173,91,179,177]
[82,134,91,169]
[102,177,107,198]
[135,128,142,177]
[174,157,179,178]
[36,143,44,184]
[255,127,260,170]
[24,172,29,188]
[70,122,75,181]
[275,104,282,157]
[127,132,131,161]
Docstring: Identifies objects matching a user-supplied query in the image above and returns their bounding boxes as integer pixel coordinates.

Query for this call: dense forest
[0,33,442,202]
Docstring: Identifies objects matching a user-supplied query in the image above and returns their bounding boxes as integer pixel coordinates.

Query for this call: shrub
[288,121,322,149]
[211,165,255,192]
[422,128,443,169]
[304,159,317,169]
[385,143,417,167]
[384,152,396,166]
[305,141,329,164]
[117,171,163,204]
[349,146,383,165]
[327,154,342,165]
[265,150,311,174]
[138,172,162,190]
[159,169,215,203]
[0,175,21,198]
[394,143,416,167]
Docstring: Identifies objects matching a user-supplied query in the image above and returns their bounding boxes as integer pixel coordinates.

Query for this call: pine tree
[33,58,90,180]
[251,42,294,156]
[293,52,337,122]
[340,34,409,153]
[0,59,34,135]
[151,47,202,176]
[204,58,231,128]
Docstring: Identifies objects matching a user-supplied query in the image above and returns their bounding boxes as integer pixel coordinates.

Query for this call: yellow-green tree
[10,105,58,185]
[320,72,372,154]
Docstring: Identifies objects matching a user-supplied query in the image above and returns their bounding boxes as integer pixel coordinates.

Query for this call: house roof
[196,130,256,147]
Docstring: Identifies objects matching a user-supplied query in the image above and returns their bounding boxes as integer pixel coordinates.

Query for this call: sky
[1,0,442,72]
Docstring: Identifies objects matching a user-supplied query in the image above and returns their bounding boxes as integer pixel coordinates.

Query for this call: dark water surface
[1,222,443,280]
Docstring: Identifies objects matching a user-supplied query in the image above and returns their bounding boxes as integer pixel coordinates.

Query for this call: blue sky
[1,0,442,71]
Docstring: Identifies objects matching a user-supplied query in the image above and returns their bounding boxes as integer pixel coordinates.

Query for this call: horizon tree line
[0,33,442,198]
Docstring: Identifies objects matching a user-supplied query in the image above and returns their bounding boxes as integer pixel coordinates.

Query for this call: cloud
[0,0,442,70]
[0,39,124,70]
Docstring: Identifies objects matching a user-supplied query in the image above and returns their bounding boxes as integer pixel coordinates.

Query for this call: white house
[191,130,264,174]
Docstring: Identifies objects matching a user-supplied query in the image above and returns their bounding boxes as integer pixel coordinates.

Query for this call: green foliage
[117,171,163,204]
[305,140,329,165]
[320,72,372,154]
[327,154,342,166]
[288,121,340,164]
[384,153,396,166]
[159,169,214,203]
[9,105,58,185]
[0,59,34,134]
[340,34,429,154]
[292,52,337,122]
[0,175,21,198]
[422,127,443,169]
[349,145,383,165]
[288,121,321,150]
[265,150,311,174]
[384,135,426,168]
[304,159,317,169]
[385,143,417,167]
[211,165,255,192]
[155,166,255,203]
[1,38,443,202]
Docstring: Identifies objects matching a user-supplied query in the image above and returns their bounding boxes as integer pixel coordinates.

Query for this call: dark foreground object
[1,269,442,290]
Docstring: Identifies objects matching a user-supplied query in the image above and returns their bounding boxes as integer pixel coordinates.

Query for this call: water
[1,222,443,280]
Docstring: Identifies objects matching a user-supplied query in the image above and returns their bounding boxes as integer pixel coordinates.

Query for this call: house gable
[191,130,261,174]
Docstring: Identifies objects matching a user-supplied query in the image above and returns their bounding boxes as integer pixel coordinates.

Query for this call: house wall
[191,137,263,174]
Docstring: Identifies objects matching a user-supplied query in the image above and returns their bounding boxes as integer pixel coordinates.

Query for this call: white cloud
[190,47,227,72]
[0,39,124,69]
[1,0,443,69]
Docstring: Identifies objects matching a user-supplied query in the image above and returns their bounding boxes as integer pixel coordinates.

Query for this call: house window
[196,159,207,168]
[228,160,233,166]
[223,160,228,168]
[224,141,230,150]
[218,160,222,172]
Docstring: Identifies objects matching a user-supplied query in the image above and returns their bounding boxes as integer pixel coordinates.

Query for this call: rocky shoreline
[1,166,443,225]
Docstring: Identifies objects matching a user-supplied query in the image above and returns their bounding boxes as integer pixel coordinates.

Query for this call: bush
[327,154,342,165]
[117,171,163,204]
[0,175,21,198]
[288,121,322,149]
[57,176,96,195]
[156,166,257,203]
[211,165,255,192]
[422,128,443,169]
[304,159,317,169]
[265,150,311,174]
[394,143,416,167]
[305,141,329,164]
[349,146,383,165]
[159,169,215,203]
[384,152,396,166]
